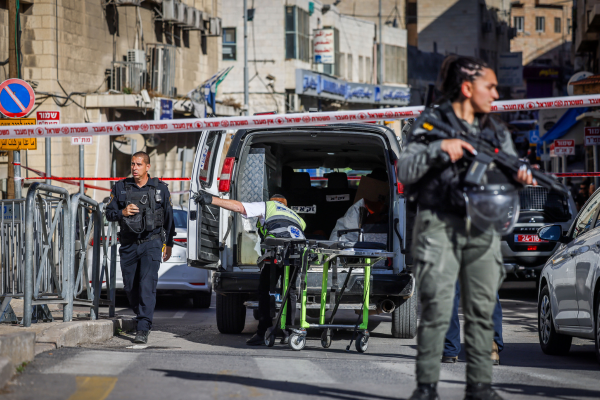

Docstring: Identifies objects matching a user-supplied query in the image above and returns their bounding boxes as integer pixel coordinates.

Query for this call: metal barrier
[70,194,118,320]
[0,199,26,323]
[23,183,72,327]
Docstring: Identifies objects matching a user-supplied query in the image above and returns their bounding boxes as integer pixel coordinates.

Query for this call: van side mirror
[538,224,570,243]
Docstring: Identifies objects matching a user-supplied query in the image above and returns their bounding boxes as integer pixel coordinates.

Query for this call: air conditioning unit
[127,49,146,64]
[174,2,187,24]
[114,0,144,5]
[148,44,176,97]
[206,17,222,37]
[184,6,197,28]
[162,0,179,23]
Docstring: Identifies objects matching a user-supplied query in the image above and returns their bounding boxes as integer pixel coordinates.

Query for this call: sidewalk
[0,299,135,388]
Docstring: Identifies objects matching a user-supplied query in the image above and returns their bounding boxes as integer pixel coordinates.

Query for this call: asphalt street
[2,282,599,400]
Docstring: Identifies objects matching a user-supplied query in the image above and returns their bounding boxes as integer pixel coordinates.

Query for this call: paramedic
[397,56,532,400]
[105,151,175,345]
[194,192,306,346]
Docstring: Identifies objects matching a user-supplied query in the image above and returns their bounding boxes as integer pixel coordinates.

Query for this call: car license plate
[514,234,547,243]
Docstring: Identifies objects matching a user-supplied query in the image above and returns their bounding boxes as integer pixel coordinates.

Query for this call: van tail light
[174,238,187,243]
[394,160,404,194]
[218,157,235,193]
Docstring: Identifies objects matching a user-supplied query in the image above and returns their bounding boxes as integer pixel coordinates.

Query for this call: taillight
[218,157,235,193]
[174,238,187,243]
[527,246,538,251]
[394,160,404,194]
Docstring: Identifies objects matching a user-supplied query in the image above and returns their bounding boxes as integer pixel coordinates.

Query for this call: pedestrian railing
[0,199,26,323]
[0,184,121,327]
[23,183,73,327]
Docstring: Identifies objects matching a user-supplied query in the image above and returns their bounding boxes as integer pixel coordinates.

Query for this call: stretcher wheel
[289,333,306,351]
[264,328,276,347]
[355,332,369,353]
[321,329,332,348]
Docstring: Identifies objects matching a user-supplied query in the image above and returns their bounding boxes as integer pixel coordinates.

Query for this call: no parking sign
[0,79,35,118]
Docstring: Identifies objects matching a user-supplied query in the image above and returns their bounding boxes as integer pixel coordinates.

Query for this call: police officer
[106,151,175,344]
[397,56,532,400]
[194,192,305,346]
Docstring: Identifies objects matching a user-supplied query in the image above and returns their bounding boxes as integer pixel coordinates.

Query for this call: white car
[87,205,212,308]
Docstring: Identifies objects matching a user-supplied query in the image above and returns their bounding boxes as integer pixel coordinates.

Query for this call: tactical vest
[406,102,506,215]
[256,201,307,240]
[120,178,165,234]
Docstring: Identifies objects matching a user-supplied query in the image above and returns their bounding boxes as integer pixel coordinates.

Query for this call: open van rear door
[187,130,229,270]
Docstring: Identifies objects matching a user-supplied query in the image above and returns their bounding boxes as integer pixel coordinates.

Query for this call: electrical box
[127,49,146,64]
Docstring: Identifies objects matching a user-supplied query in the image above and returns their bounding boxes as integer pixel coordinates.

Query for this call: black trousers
[257,263,298,335]
[119,238,162,331]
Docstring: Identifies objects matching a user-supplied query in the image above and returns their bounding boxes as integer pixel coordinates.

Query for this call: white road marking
[126,345,148,349]
[43,351,140,376]
[173,311,186,318]
[255,357,335,384]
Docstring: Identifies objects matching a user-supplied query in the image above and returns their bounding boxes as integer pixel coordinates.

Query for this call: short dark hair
[132,151,150,164]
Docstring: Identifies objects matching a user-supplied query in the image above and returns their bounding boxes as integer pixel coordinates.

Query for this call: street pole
[243,0,249,116]
[378,0,383,85]
[180,149,187,206]
[79,145,84,194]
[7,0,20,199]
[46,139,51,185]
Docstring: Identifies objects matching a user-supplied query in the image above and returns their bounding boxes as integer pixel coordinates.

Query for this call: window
[365,57,371,83]
[385,44,407,84]
[338,52,346,80]
[222,28,236,61]
[198,132,221,188]
[285,6,310,62]
[173,210,188,229]
[554,17,561,33]
[347,54,353,80]
[572,194,600,238]
[358,56,364,82]
[536,16,545,33]
[514,16,524,32]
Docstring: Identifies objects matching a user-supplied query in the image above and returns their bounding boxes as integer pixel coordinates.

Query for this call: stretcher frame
[261,237,393,352]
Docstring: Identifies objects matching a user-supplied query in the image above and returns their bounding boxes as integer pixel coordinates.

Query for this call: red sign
[71,136,92,145]
[585,127,600,146]
[0,79,35,118]
[36,111,61,125]
[553,139,575,156]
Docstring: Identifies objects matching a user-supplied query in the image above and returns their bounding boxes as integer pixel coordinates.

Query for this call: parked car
[88,205,212,308]
[502,185,576,283]
[537,189,600,363]
[187,124,417,338]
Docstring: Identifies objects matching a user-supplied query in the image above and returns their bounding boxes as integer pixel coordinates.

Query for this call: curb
[0,317,134,388]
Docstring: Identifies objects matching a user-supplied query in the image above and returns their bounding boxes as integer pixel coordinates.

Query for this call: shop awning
[540,107,588,144]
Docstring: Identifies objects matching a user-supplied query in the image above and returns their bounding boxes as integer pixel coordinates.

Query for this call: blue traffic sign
[0,79,35,118]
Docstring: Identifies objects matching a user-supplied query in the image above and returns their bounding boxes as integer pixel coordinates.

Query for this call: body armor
[121,178,165,234]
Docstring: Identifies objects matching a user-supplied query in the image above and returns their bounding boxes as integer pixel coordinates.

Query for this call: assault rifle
[417,116,567,195]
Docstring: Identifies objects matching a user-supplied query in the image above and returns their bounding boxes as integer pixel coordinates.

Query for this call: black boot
[408,383,439,400]
[464,383,503,400]
[133,330,149,344]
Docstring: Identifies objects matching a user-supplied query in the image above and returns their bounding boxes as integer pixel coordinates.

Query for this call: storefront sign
[314,29,334,64]
[553,139,574,155]
[295,69,410,106]
[585,127,600,146]
[36,111,60,125]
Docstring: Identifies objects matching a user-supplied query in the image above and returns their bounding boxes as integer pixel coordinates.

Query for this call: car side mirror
[538,224,570,243]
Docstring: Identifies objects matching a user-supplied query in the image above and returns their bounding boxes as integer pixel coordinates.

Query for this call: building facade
[219,0,410,115]
[510,0,572,98]
[0,0,225,202]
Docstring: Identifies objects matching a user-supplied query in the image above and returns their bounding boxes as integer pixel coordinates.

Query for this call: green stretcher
[261,232,394,353]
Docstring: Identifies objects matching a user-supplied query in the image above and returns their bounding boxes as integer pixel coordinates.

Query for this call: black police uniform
[105,177,175,332]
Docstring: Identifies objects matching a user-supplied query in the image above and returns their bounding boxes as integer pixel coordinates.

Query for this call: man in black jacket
[106,151,175,344]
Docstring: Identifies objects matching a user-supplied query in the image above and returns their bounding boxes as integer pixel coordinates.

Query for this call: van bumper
[212,271,414,298]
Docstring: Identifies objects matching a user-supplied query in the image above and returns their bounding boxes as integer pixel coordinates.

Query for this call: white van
[187,123,416,338]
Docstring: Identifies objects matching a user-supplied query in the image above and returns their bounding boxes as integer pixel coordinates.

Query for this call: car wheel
[192,291,212,309]
[392,290,417,339]
[595,293,600,363]
[216,293,246,334]
[538,285,572,355]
